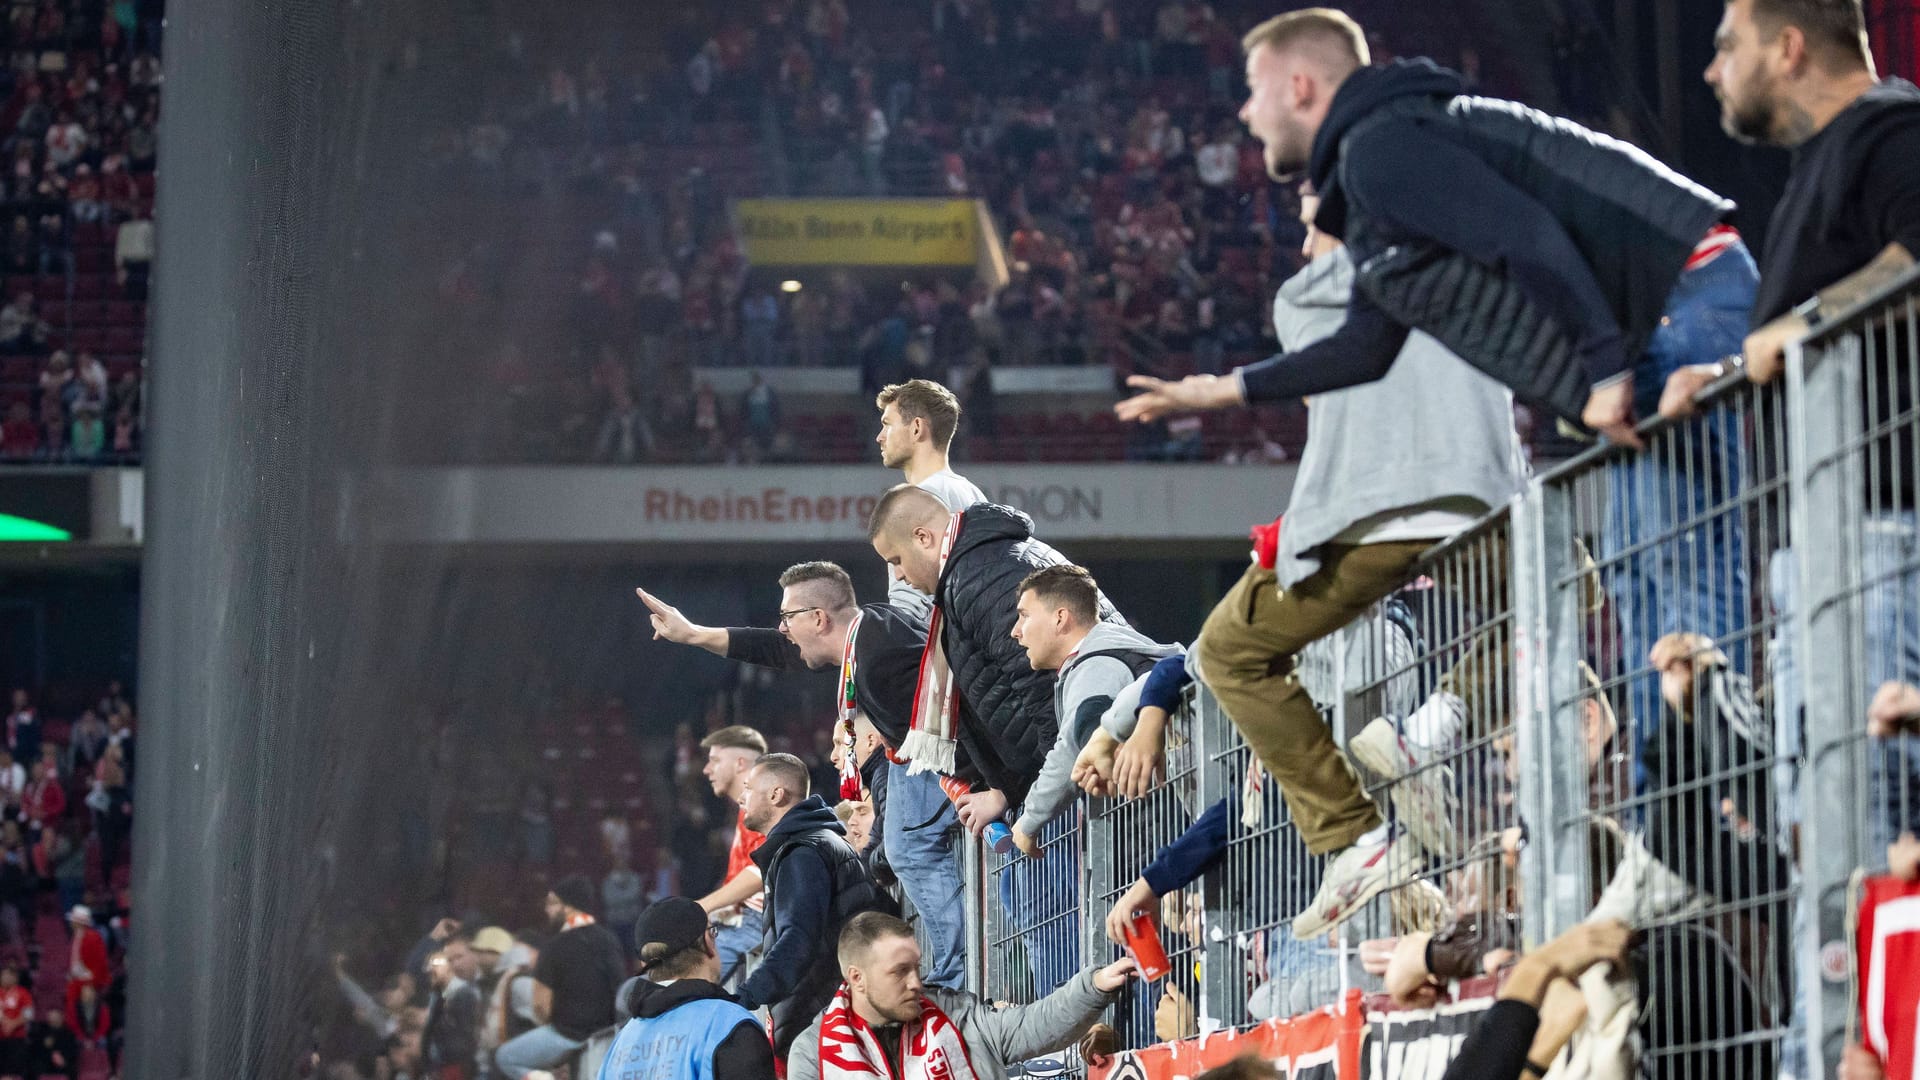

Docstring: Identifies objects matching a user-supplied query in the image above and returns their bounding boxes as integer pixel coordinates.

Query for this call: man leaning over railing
[1665,0,1920,852]
[1008,565,1184,856]
[1660,10,1920,1074]
[866,487,1125,997]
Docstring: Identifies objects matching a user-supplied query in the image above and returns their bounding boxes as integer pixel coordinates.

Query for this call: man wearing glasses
[636,562,973,991]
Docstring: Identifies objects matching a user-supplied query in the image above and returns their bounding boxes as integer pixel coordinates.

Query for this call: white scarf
[817,982,984,1080]
[899,512,965,777]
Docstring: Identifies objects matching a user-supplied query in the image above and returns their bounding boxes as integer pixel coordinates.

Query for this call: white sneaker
[1291,829,1423,939]
[1349,717,1460,860]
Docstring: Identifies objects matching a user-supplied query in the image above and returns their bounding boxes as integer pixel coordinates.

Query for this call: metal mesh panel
[1087,697,1202,1049]
[984,802,1088,1007]
[1201,682,1345,1028]
[1540,369,1796,1078]
[1792,268,1920,1072]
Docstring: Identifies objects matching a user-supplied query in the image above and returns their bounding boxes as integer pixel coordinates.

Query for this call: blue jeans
[885,763,967,988]
[713,907,764,989]
[1769,517,1920,846]
[999,813,1081,998]
[1600,240,1757,777]
[494,1024,584,1079]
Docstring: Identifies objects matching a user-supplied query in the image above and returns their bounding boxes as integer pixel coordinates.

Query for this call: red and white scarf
[900,512,965,777]
[838,610,866,801]
[817,982,983,1080]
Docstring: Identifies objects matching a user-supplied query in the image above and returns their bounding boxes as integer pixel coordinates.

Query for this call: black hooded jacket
[1241,58,1731,422]
[934,504,1120,808]
[618,977,776,1078]
[742,795,890,1060]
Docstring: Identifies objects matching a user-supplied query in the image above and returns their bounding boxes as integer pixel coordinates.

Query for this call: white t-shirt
[916,469,985,512]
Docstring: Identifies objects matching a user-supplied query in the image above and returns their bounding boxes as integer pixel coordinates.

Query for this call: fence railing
[959,263,1920,1078]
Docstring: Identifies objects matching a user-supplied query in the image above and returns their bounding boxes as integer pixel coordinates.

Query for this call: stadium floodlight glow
[0,513,70,541]
[781,279,803,293]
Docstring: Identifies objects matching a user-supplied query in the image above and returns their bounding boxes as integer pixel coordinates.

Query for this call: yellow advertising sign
[733,199,979,267]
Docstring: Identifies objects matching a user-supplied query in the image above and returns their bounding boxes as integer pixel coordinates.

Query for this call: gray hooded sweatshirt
[1014,620,1184,837]
[1270,247,1529,589]
[785,966,1119,1080]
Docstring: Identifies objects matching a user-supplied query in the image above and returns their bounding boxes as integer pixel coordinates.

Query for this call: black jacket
[1300,59,1730,420]
[1754,76,1920,323]
[29,1021,78,1074]
[422,981,481,1070]
[741,796,889,1060]
[618,976,776,1079]
[934,504,1119,808]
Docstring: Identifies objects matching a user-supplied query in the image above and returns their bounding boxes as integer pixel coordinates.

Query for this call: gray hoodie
[1016,620,1184,837]
[1271,248,1529,589]
[785,966,1118,1080]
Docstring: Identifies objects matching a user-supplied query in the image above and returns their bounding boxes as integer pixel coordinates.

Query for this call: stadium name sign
[733,198,981,266]
[640,481,1103,530]
[371,465,1295,545]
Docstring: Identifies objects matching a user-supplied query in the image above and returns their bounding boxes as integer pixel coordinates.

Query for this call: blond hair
[1241,8,1370,71]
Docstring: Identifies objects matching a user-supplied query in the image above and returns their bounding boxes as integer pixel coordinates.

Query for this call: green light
[0,514,70,541]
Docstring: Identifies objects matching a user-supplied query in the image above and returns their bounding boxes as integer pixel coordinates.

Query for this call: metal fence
[957,265,1920,1079]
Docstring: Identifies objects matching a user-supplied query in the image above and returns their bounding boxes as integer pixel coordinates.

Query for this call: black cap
[551,875,596,914]
[635,898,709,967]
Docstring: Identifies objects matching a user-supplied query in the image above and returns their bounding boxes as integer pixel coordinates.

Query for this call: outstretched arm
[635,588,731,655]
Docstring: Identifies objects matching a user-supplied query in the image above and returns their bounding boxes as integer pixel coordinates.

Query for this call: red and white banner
[1090,990,1363,1080]
[1089,984,1503,1080]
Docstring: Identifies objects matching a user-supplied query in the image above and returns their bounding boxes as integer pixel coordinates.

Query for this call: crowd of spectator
[412,0,1507,466]
[315,666,847,1080]
[0,683,133,1080]
[0,0,159,463]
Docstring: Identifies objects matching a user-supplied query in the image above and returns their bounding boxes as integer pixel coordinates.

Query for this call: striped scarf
[817,982,983,1080]
[899,512,964,777]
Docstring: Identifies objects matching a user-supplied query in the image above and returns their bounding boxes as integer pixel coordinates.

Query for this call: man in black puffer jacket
[1119,8,1750,450]
[869,486,1121,997]
[868,486,1119,823]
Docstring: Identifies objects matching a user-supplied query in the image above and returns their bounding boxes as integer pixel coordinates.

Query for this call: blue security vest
[595,996,761,1080]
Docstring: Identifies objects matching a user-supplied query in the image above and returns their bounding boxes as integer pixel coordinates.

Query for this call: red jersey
[0,985,31,1037]
[728,808,767,913]
[1860,874,1920,1079]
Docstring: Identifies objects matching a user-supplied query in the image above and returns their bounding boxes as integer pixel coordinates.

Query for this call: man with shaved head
[866,484,1119,825]
[736,753,890,1061]
[869,485,1124,998]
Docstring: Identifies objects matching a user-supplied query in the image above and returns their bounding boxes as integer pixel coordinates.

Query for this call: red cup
[1122,910,1171,982]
